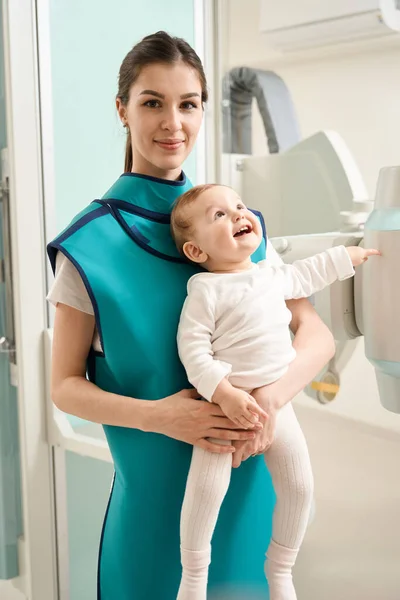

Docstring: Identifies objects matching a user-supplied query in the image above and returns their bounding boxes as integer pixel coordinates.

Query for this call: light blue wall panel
[49,0,196,231]
[66,453,113,600]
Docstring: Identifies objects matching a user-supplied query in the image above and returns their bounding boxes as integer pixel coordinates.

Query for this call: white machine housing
[358,168,400,413]
[228,131,370,239]
[225,132,400,411]
[260,0,400,52]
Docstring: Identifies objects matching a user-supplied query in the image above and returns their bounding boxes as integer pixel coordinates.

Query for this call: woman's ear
[183,241,208,264]
[116,98,127,126]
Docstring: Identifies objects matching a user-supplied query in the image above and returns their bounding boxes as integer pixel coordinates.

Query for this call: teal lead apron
[48,173,276,600]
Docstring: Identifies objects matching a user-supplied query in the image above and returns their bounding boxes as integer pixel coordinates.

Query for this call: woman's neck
[130,159,182,182]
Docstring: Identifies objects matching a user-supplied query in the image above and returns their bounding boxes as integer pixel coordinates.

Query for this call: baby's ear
[183,241,208,264]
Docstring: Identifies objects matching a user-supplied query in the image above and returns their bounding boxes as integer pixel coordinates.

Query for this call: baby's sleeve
[177,279,232,401]
[277,245,355,300]
[265,239,284,267]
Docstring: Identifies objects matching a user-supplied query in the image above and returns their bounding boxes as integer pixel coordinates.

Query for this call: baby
[170,183,379,600]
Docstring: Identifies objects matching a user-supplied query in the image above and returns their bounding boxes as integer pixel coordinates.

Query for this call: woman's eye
[215,211,225,219]
[144,100,198,111]
[144,99,161,108]
[181,101,198,111]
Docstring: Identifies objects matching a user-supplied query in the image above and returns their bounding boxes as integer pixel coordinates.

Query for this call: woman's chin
[153,150,188,171]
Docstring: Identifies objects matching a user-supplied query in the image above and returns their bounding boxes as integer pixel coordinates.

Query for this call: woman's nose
[161,108,182,132]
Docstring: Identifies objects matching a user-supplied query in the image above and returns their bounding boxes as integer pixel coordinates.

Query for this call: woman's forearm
[53,375,156,431]
[50,304,252,450]
[52,377,255,452]
[262,298,335,409]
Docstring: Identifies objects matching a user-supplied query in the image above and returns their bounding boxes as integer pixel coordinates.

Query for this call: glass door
[0,2,22,581]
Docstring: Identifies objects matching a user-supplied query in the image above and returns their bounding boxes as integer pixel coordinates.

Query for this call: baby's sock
[264,539,298,600]
[177,546,211,600]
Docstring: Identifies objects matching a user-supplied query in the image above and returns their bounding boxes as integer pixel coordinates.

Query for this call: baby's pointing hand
[346,246,381,267]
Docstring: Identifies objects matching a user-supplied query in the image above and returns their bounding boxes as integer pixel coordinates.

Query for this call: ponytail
[124,129,133,173]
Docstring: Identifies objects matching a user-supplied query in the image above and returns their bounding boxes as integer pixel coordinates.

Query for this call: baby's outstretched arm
[277,245,380,300]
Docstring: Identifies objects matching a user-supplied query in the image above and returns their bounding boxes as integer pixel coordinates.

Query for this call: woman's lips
[154,140,184,151]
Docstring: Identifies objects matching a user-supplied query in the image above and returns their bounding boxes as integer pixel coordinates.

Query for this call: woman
[47,31,335,600]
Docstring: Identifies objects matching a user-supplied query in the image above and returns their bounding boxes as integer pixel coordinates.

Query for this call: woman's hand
[231,387,279,468]
[152,389,261,454]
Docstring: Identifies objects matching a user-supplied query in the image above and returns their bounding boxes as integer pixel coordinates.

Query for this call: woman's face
[117,62,204,180]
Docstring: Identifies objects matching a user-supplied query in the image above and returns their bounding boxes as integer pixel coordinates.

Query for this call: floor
[2,406,400,599]
[293,404,400,600]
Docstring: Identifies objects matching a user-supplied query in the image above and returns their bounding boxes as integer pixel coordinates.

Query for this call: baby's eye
[215,211,225,219]
[237,204,245,210]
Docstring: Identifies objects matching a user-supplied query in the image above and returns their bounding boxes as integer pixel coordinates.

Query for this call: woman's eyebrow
[139,89,164,98]
[181,93,201,99]
[139,90,200,99]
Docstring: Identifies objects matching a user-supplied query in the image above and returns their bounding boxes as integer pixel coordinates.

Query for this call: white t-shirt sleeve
[46,251,94,315]
[277,245,355,300]
[265,239,284,267]
[177,278,232,401]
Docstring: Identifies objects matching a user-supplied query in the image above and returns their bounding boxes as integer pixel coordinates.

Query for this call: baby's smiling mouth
[233,225,252,237]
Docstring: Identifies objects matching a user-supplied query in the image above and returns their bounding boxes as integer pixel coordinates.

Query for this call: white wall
[0,583,25,600]
[222,0,400,433]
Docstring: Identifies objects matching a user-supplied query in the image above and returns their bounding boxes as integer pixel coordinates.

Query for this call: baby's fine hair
[170,183,221,256]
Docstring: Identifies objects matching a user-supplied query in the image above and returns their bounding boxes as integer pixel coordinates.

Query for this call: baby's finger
[232,415,248,429]
[247,401,268,420]
[244,406,259,424]
[364,248,381,257]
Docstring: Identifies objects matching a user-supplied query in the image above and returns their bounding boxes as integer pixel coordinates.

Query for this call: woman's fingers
[209,415,262,430]
[207,427,256,441]
[232,441,250,468]
[198,439,236,453]
[209,415,245,429]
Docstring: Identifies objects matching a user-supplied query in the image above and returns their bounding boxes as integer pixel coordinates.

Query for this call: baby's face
[184,186,262,267]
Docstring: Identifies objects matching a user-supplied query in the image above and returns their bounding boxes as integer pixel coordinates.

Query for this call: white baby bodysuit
[177,245,354,401]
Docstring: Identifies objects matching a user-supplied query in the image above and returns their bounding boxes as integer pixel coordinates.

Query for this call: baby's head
[171,183,262,271]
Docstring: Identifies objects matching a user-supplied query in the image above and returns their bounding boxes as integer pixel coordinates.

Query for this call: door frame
[3,0,58,598]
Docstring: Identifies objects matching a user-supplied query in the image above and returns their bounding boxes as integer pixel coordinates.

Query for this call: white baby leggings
[176,402,314,600]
